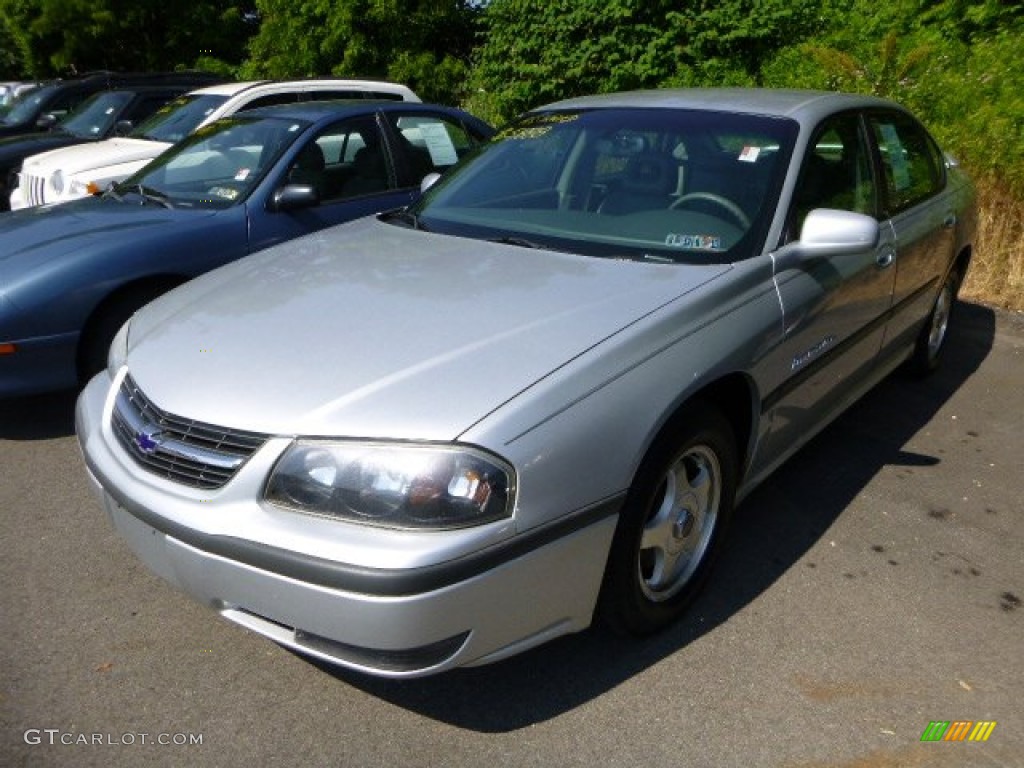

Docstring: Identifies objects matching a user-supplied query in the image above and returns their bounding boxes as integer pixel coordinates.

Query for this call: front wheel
[599,403,737,635]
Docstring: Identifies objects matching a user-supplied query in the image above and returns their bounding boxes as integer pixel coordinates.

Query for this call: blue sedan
[0,101,493,397]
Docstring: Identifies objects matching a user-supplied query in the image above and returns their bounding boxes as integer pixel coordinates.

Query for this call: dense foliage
[0,0,252,76]
[1,0,1020,300]
[236,0,479,104]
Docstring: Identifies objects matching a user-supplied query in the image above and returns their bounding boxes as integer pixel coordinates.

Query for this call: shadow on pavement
[0,387,78,440]
[319,302,997,730]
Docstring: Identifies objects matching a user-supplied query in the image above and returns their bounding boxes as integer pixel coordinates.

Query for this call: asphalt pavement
[1,301,1021,768]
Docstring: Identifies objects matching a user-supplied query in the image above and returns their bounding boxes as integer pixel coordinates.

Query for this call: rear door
[866,110,958,359]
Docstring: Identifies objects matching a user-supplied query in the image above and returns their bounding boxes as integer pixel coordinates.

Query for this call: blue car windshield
[116,115,308,209]
[59,91,134,138]
[131,94,230,143]
[411,107,798,263]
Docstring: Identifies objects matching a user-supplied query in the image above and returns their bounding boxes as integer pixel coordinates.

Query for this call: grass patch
[960,180,1024,310]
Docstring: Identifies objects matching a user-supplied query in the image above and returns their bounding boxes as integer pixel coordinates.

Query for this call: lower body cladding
[89,489,617,677]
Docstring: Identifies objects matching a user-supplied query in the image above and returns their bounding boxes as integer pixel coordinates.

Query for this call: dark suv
[0,72,225,211]
[0,70,223,138]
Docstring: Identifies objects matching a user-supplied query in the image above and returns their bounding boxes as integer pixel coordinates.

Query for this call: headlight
[106,319,130,378]
[68,179,90,197]
[50,170,63,195]
[265,441,515,530]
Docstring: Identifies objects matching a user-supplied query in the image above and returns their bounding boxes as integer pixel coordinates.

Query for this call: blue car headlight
[265,441,515,530]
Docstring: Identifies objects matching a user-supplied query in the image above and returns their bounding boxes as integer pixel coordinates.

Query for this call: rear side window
[868,111,945,215]
[387,113,484,178]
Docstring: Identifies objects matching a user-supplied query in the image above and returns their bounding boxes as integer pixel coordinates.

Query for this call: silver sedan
[76,88,976,677]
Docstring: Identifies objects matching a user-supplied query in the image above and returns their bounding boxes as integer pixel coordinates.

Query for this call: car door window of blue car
[387,114,484,181]
[290,115,393,201]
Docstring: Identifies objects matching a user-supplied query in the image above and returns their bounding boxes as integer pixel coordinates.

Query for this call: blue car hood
[0,199,216,296]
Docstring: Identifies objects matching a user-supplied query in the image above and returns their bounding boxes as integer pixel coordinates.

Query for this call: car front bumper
[76,371,620,677]
[0,329,79,397]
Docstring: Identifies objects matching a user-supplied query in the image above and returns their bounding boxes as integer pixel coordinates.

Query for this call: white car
[10,79,419,209]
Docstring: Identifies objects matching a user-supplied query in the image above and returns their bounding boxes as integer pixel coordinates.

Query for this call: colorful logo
[921,721,997,742]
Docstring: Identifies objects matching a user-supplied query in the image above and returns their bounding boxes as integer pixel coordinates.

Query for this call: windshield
[131,93,229,143]
[115,114,308,209]
[410,107,797,263]
[0,83,57,125]
[58,91,133,138]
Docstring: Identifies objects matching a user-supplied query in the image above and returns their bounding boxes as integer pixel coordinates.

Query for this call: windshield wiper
[379,208,425,230]
[102,184,124,202]
[132,184,174,209]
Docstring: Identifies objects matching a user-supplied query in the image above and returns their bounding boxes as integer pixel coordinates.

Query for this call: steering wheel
[670,192,751,229]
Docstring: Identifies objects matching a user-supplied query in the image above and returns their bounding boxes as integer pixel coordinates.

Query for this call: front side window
[787,112,877,242]
[284,115,392,201]
[407,108,797,263]
[868,111,944,215]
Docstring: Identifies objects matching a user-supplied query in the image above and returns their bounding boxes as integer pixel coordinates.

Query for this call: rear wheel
[599,403,736,635]
[911,268,959,375]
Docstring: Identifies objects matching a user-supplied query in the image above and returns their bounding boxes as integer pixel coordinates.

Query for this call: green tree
[469,0,823,124]
[0,0,254,76]
[238,0,479,104]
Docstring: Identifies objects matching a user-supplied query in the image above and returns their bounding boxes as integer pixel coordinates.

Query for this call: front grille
[112,375,267,489]
[22,173,46,206]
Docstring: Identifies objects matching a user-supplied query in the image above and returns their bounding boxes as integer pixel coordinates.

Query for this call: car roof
[233,100,467,123]
[537,88,907,123]
[188,78,418,100]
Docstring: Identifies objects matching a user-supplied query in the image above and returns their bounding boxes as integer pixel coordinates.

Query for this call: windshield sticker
[738,146,760,163]
[207,186,239,201]
[665,233,722,250]
[234,168,251,181]
[418,122,459,166]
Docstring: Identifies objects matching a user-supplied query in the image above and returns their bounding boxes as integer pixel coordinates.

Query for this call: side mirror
[113,119,133,136]
[420,172,441,193]
[269,183,319,212]
[773,209,879,271]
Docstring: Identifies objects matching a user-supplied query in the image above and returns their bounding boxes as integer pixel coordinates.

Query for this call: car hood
[0,132,82,163]
[19,137,169,177]
[127,217,730,440]
[0,200,214,285]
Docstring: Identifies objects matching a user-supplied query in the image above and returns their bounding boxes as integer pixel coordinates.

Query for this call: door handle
[943,213,957,229]
[876,248,895,268]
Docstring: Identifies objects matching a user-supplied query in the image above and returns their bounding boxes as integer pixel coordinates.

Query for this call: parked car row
[4,82,977,679]
[2,76,420,211]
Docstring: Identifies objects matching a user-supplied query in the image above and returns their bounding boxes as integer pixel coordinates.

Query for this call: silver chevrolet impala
[76,89,976,677]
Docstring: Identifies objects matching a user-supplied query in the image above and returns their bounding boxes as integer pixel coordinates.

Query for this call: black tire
[910,268,959,376]
[599,402,737,636]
